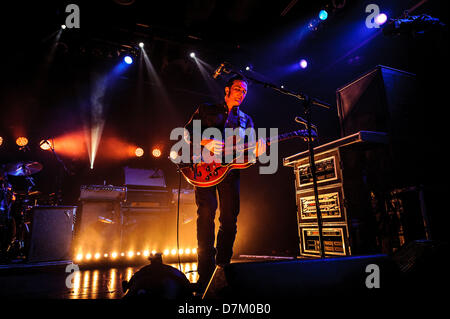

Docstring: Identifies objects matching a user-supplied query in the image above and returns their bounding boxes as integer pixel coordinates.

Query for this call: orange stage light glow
[51,131,87,158]
[135,147,144,157]
[97,137,140,160]
[152,148,162,158]
[40,140,52,150]
[16,137,28,147]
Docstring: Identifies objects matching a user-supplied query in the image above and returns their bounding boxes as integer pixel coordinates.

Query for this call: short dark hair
[225,74,248,89]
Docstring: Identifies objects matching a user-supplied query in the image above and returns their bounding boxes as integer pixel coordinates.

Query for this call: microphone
[212,63,225,79]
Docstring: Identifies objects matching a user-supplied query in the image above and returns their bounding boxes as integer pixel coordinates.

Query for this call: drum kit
[0,161,45,263]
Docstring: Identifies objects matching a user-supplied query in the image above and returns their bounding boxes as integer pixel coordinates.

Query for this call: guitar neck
[223,129,310,152]
[266,130,308,145]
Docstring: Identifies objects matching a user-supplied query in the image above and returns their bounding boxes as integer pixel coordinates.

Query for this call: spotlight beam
[192,57,222,96]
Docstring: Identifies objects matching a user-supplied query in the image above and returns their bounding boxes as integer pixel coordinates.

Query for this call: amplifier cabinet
[284,131,390,257]
[294,150,342,191]
[296,185,346,224]
[75,200,122,253]
[299,224,349,257]
[28,206,77,262]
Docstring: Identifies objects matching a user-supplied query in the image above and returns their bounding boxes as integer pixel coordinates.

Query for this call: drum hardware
[0,161,45,263]
[6,161,43,177]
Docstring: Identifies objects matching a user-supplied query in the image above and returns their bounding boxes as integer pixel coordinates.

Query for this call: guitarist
[184,75,266,291]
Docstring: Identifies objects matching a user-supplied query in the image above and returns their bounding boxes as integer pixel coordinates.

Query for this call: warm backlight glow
[40,140,52,150]
[152,148,162,158]
[135,147,144,157]
[16,137,28,147]
[170,150,178,161]
[74,247,197,262]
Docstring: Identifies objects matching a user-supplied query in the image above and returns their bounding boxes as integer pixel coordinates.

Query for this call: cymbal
[6,161,43,176]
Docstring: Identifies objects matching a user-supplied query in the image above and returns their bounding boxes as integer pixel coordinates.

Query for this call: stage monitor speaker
[28,206,77,263]
[336,65,423,185]
[336,65,418,141]
[203,255,400,298]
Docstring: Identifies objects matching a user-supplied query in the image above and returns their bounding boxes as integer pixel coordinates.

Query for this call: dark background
[0,0,448,256]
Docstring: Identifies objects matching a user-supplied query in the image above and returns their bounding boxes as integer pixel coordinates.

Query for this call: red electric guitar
[178,129,316,187]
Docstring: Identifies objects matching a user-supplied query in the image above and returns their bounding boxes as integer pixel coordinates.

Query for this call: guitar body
[178,129,314,187]
[180,156,254,188]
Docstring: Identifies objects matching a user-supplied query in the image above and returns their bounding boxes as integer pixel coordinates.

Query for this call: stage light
[143,250,150,257]
[16,137,28,147]
[104,253,109,258]
[111,252,118,259]
[138,42,144,48]
[94,253,101,259]
[245,66,251,71]
[192,248,197,254]
[136,251,141,256]
[169,150,179,161]
[319,10,328,20]
[85,253,92,260]
[76,253,83,261]
[151,250,157,255]
[127,251,134,258]
[179,249,184,255]
[135,147,144,157]
[189,52,196,58]
[61,24,66,29]
[171,249,177,255]
[308,18,320,31]
[185,248,191,255]
[124,55,133,64]
[164,249,169,256]
[299,59,308,69]
[0,136,3,146]
[152,148,162,158]
[375,13,388,25]
[40,139,52,150]
[121,252,125,257]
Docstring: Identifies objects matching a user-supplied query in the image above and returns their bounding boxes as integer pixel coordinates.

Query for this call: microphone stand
[222,67,331,258]
[45,139,71,205]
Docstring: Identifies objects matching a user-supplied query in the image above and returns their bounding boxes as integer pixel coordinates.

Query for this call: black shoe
[190,281,207,294]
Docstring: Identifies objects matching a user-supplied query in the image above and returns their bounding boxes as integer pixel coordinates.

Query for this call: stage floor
[0,261,198,299]
[0,255,295,299]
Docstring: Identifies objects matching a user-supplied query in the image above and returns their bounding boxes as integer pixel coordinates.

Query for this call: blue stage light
[299,59,308,69]
[375,13,387,25]
[319,10,328,21]
[124,55,133,64]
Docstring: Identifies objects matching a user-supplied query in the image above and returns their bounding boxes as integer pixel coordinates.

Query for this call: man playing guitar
[184,74,266,292]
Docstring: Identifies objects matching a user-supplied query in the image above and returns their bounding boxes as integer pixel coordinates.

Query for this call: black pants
[194,170,240,284]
